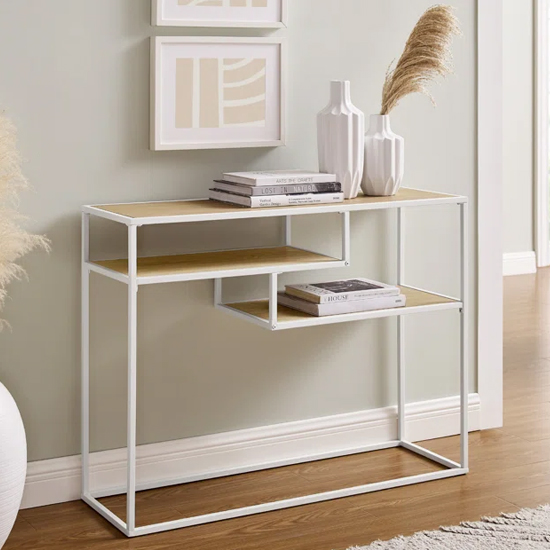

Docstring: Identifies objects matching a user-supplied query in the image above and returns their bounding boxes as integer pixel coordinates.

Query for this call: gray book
[213,180,342,197]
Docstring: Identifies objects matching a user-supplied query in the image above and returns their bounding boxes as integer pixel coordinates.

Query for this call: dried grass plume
[0,111,50,328]
[381,5,461,115]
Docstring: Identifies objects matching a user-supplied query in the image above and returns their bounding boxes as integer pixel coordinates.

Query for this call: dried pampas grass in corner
[0,112,50,327]
[381,5,461,116]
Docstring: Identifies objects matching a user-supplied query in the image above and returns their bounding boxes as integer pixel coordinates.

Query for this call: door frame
[536,0,550,268]
[478,0,504,429]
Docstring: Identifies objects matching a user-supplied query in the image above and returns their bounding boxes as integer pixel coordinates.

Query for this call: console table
[81,188,469,538]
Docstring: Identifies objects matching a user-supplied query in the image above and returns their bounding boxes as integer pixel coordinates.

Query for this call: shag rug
[349,505,550,549]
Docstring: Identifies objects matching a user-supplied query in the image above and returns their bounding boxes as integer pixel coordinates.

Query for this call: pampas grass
[380,5,461,116]
[0,112,49,327]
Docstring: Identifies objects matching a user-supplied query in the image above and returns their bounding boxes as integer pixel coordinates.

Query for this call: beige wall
[0,0,477,462]
[503,0,535,254]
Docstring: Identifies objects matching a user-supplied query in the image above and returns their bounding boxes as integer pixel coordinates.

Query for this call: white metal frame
[536,0,550,268]
[151,36,287,151]
[152,0,288,29]
[81,194,469,538]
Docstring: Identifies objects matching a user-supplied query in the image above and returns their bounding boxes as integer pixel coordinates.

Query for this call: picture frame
[151,36,286,151]
[152,0,288,29]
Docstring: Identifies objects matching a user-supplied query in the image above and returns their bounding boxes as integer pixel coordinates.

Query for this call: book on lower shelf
[209,189,344,208]
[285,278,400,304]
[278,291,407,317]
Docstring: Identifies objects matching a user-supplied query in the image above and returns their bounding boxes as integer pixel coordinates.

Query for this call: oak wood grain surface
[5,270,549,550]
[226,286,458,322]
[93,246,337,277]
[94,189,458,219]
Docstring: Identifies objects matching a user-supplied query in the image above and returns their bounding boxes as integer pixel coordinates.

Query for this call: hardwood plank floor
[6,270,550,550]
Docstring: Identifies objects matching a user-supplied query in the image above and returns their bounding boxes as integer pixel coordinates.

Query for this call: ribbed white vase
[361,114,404,197]
[0,383,26,549]
[317,80,365,199]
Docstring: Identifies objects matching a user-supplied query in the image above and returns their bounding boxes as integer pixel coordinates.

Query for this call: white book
[223,170,337,187]
[209,189,344,208]
[285,278,400,304]
[278,292,407,317]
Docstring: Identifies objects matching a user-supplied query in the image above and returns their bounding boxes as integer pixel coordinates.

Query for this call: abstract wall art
[153,0,287,28]
[151,37,286,150]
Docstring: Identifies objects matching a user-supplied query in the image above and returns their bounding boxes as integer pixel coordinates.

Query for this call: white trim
[536,0,550,268]
[477,0,504,430]
[503,251,537,276]
[22,394,480,510]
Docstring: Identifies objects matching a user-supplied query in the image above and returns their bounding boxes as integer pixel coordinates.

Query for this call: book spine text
[249,193,343,207]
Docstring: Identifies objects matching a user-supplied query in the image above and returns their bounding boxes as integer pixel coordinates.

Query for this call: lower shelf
[83,439,467,537]
[219,286,462,331]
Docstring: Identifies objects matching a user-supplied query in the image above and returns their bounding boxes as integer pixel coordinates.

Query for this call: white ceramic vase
[317,80,365,199]
[0,383,26,549]
[361,114,404,197]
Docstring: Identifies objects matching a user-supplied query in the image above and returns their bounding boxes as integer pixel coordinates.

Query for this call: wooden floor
[6,270,550,550]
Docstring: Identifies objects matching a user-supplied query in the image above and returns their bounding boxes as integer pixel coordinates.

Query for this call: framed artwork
[152,0,288,28]
[151,37,286,151]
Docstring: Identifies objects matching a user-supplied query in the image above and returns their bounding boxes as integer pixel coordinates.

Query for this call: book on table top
[222,170,337,187]
[209,189,344,208]
[278,292,407,317]
[285,278,400,304]
[213,180,342,197]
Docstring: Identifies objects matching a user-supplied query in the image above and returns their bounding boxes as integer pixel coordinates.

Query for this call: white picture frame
[151,37,286,151]
[152,0,288,28]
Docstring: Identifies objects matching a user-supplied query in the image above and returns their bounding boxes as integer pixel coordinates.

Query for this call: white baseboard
[503,251,537,276]
[22,393,480,510]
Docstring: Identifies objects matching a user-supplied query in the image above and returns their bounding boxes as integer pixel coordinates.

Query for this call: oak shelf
[220,286,461,331]
[84,188,466,226]
[90,246,342,284]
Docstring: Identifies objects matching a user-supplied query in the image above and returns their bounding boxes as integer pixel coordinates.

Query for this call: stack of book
[278,278,407,317]
[209,170,344,208]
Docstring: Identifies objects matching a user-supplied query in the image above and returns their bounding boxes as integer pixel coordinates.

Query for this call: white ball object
[0,382,26,549]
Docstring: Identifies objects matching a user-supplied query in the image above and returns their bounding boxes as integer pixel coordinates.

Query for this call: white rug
[350,505,550,549]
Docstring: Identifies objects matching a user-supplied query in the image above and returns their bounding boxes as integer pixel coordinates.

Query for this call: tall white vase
[361,114,404,197]
[317,80,365,199]
[0,383,26,549]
